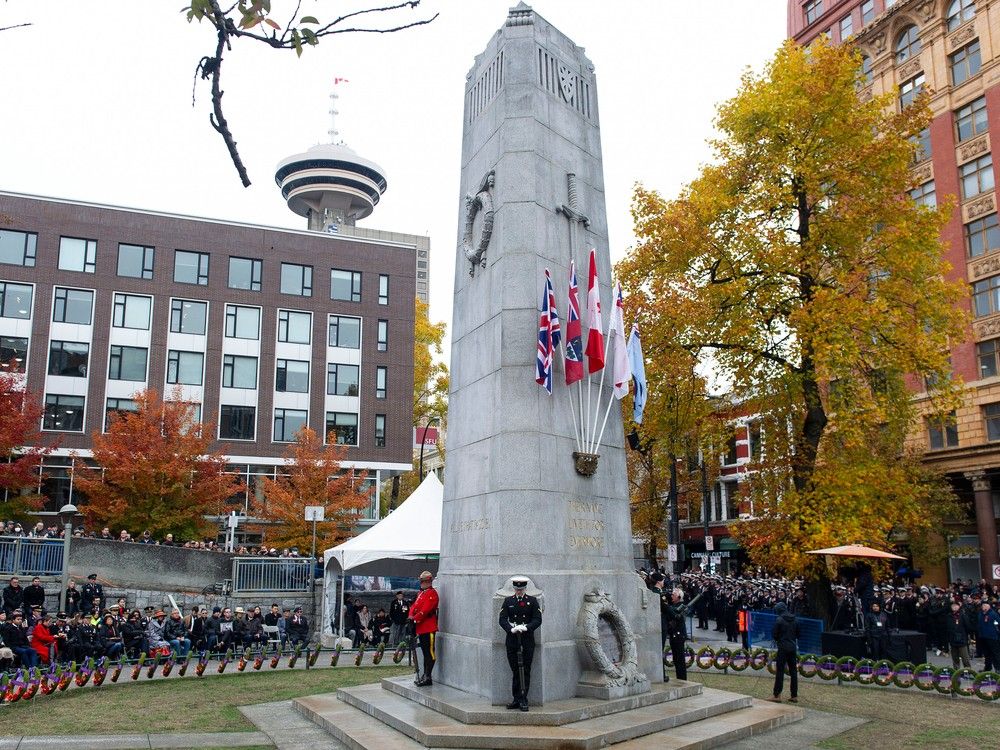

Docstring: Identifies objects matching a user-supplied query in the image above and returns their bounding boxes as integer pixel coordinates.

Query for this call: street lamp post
[418,417,439,480]
[57,503,78,613]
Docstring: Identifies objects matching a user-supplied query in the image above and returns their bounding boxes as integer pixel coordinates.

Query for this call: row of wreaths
[667,644,1000,701]
[0,640,411,703]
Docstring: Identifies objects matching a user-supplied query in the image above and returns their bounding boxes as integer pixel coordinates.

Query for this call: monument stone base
[292,675,802,749]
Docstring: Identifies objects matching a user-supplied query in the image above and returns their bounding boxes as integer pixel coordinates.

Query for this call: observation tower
[274,83,387,232]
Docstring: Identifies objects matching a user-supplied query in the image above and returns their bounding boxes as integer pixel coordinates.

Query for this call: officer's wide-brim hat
[87,574,98,580]
[419,571,434,581]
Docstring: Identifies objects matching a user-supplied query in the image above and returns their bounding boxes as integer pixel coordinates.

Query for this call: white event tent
[321,472,442,637]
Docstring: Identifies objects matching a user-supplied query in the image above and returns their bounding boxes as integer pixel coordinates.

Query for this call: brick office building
[0,191,417,536]
[788,0,1000,583]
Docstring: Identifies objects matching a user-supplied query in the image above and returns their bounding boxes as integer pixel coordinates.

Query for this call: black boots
[415,674,433,687]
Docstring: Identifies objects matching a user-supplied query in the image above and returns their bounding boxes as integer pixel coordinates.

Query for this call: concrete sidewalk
[0,732,273,749]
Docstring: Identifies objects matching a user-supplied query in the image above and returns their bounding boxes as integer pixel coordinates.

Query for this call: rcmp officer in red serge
[408,570,439,686]
[499,576,542,711]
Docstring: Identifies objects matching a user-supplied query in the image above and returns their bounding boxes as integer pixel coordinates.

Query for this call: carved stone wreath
[575,589,646,687]
[461,170,495,277]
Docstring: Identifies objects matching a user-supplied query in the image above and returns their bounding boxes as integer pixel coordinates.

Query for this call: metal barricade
[0,536,64,577]
[747,610,824,655]
[231,557,311,593]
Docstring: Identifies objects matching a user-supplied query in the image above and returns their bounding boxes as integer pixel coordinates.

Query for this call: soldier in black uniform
[498,577,542,712]
[80,574,105,614]
[662,587,693,681]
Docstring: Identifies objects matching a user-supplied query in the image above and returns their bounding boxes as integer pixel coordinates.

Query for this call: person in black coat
[498,577,542,712]
[64,580,82,616]
[661,586,697,681]
[286,607,309,646]
[22,578,46,611]
[865,601,890,660]
[122,611,145,658]
[1,577,23,615]
[389,591,410,646]
[767,602,798,703]
[946,600,973,668]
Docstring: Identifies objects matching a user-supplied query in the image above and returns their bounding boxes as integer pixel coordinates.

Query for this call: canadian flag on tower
[584,248,604,373]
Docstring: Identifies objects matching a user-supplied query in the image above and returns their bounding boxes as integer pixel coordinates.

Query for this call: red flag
[565,261,584,385]
[584,249,604,373]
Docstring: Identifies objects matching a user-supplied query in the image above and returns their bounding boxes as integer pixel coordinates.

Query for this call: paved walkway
[241,701,346,750]
[0,732,273,749]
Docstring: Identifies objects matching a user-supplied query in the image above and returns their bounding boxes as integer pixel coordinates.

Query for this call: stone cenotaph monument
[291,6,801,745]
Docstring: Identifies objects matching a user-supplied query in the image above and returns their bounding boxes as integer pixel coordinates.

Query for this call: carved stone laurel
[950,24,977,49]
[971,252,1000,280]
[966,193,996,222]
[974,315,1000,341]
[896,59,922,80]
[575,589,647,688]
[911,163,933,185]
[461,170,495,277]
[959,135,989,164]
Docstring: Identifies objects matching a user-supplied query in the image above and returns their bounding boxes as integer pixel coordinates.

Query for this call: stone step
[379,675,704,726]
[295,684,759,750]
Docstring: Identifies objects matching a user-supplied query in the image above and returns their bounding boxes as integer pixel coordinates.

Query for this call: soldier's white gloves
[511,624,527,633]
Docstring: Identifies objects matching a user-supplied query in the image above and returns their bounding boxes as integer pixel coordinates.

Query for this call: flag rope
[588,300,615,453]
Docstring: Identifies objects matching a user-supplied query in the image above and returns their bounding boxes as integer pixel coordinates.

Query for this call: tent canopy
[324,472,442,575]
[806,544,905,560]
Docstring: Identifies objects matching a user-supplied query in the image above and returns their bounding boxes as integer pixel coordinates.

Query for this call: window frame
[280,262,313,297]
[277,309,312,344]
[166,349,204,386]
[326,362,360,397]
[861,0,874,25]
[899,73,926,109]
[228,256,262,292]
[966,213,1000,258]
[804,0,823,25]
[960,153,994,200]
[839,13,853,40]
[222,354,258,390]
[275,358,309,393]
[948,0,977,32]
[378,274,389,305]
[956,96,988,143]
[950,40,982,86]
[169,298,208,335]
[985,402,1000,441]
[0,229,37,268]
[219,404,256,441]
[0,282,33,320]
[330,269,362,302]
[328,315,361,349]
[173,250,210,286]
[973,272,1000,317]
[47,340,90,378]
[273,408,308,443]
[42,394,86,432]
[325,411,358,446]
[52,287,92,325]
[375,414,386,448]
[117,243,154,279]
[0,336,28,373]
[224,304,260,340]
[104,398,138,432]
[978,338,999,378]
[910,180,936,208]
[895,25,921,64]
[107,344,148,382]
[58,237,97,274]
[375,365,387,399]
[377,319,388,352]
[112,292,152,330]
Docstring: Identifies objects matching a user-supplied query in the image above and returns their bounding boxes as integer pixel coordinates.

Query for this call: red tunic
[409,586,439,635]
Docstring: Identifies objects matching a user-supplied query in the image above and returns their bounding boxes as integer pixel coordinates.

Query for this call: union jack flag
[565,260,584,385]
[535,269,561,394]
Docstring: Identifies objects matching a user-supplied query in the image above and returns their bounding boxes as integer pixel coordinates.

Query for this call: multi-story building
[0,190,417,535]
[787,0,999,584]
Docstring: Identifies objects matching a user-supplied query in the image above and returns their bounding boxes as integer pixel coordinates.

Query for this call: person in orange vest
[408,571,439,686]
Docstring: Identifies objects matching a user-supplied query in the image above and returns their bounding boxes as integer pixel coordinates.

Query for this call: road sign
[667,544,678,562]
[993,564,1000,580]
[304,506,325,522]
[705,535,714,551]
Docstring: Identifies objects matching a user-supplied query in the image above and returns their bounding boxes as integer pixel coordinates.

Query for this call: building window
[280,263,312,297]
[973,273,1000,317]
[108,345,147,382]
[804,0,822,25]
[899,73,925,109]
[117,244,154,279]
[0,229,36,268]
[222,354,258,389]
[956,96,988,143]
[910,181,936,208]
[928,414,958,449]
[166,350,204,385]
[52,287,91,325]
[912,127,931,163]
[0,282,33,320]
[723,433,738,466]
[331,269,362,302]
[724,481,740,520]
[327,363,360,396]
[375,414,386,448]
[228,257,262,291]
[273,408,307,443]
[895,25,921,64]
[275,359,309,393]
[112,293,151,330]
[980,339,1000,378]
[169,299,207,335]
[219,405,256,440]
[378,274,389,305]
[0,337,28,372]
[43,394,85,432]
[104,398,138,432]
[748,422,762,461]
[277,309,311,344]
[47,341,89,378]
[225,304,260,340]
[861,0,874,25]
[174,250,209,285]
[376,366,387,399]
[377,319,388,352]
[960,154,994,200]
[58,237,96,274]
[860,54,873,85]
[985,402,1000,440]
[325,411,358,445]
[328,315,361,348]
[948,0,977,31]
[839,13,853,40]
[966,213,1000,257]
[951,41,982,86]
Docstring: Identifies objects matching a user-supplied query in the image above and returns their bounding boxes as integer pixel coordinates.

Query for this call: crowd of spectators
[0,575,312,671]
[1,519,305,558]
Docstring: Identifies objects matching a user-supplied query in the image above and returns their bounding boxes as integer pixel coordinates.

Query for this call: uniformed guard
[498,577,541,711]
[408,571,439,687]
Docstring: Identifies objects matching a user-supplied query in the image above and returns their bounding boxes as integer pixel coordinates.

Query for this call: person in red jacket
[408,570,439,686]
[31,613,59,664]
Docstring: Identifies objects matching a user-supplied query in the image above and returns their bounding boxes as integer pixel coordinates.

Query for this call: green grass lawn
[693,671,1000,749]
[0,666,409,737]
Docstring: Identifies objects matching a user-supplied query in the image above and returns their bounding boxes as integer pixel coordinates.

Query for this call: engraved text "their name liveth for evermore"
[568,500,604,549]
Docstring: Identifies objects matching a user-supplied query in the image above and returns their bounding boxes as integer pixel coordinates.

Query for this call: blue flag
[626,321,647,424]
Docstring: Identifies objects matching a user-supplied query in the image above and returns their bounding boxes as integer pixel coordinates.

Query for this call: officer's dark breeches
[506,636,534,699]
[670,634,687,680]
[418,632,436,677]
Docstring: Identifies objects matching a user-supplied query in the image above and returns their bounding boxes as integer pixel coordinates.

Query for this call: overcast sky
[0,0,787,331]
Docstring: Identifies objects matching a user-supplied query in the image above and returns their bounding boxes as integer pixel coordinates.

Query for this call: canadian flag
[584,248,604,373]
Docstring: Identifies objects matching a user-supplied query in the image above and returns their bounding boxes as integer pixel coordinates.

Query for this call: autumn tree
[74,389,242,540]
[618,40,968,606]
[0,369,49,522]
[256,426,372,553]
[185,0,437,186]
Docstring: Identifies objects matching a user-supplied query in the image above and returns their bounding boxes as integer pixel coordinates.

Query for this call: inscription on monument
[451,518,490,532]
[568,499,605,549]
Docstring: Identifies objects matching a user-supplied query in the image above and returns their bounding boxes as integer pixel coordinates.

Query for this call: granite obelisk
[436,3,661,705]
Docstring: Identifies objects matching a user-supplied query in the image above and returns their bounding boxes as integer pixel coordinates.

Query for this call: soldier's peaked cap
[512,577,528,588]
